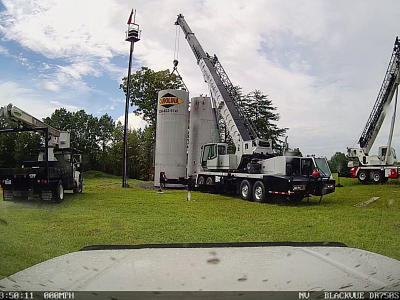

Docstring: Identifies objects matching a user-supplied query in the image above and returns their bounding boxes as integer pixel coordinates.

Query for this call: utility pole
[122,9,141,188]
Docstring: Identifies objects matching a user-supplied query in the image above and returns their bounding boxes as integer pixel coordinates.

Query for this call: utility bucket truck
[0,104,83,202]
[347,37,400,183]
[175,14,335,202]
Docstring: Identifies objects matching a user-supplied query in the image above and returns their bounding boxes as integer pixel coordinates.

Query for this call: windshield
[286,157,316,176]
[218,145,227,155]
[314,157,332,177]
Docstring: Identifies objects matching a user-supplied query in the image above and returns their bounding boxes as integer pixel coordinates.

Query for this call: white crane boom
[0,103,70,149]
[175,14,273,166]
[358,37,400,154]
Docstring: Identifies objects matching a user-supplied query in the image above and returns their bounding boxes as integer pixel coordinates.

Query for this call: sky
[0,0,399,158]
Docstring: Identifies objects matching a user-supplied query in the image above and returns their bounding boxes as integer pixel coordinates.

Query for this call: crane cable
[174,25,180,62]
[171,25,189,92]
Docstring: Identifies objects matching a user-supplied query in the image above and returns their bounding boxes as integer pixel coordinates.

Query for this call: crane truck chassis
[0,104,83,203]
[190,145,335,202]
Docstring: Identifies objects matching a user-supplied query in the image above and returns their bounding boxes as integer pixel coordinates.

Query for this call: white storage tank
[154,89,189,187]
[187,96,219,177]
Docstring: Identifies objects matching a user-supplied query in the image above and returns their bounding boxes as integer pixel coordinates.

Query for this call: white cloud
[0,0,126,58]
[39,81,60,92]
[0,81,79,118]
[49,100,79,112]
[0,0,128,88]
[0,45,9,55]
[116,112,147,131]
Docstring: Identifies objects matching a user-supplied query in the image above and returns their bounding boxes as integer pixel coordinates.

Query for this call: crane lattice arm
[358,37,400,154]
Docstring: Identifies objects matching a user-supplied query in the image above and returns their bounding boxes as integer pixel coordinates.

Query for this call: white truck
[347,37,400,183]
[175,14,335,202]
[0,104,83,202]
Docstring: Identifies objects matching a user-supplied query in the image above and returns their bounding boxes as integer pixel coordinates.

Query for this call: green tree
[328,152,351,173]
[218,87,287,152]
[137,125,155,180]
[242,90,287,147]
[42,108,74,132]
[0,117,16,167]
[44,109,114,171]
[105,121,143,179]
[13,132,41,164]
[120,66,184,125]
[0,116,42,168]
[105,121,124,176]
[98,114,114,152]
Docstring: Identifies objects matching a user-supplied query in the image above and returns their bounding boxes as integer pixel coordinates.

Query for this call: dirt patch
[134,182,156,190]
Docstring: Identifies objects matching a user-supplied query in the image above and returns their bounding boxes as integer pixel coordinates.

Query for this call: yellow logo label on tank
[159,93,183,108]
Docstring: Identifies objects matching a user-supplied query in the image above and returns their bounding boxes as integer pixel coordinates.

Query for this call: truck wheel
[53,181,64,203]
[371,171,383,183]
[73,177,83,194]
[198,176,206,186]
[252,181,266,203]
[357,170,368,183]
[206,176,214,185]
[12,190,28,201]
[291,194,304,203]
[239,180,252,201]
[3,189,13,201]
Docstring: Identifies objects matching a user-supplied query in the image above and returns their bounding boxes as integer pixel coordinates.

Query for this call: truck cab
[200,143,237,171]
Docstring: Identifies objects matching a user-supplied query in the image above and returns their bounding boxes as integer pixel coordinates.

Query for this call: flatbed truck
[0,104,83,202]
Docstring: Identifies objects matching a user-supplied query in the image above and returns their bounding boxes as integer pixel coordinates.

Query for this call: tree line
[0,108,154,180]
[0,66,288,180]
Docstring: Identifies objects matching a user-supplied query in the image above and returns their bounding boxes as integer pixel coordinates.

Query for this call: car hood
[1,243,399,291]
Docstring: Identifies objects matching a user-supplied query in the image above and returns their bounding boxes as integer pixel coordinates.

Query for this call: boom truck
[0,104,83,202]
[347,37,400,183]
[175,14,335,202]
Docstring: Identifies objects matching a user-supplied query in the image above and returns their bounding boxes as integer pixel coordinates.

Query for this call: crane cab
[200,143,237,171]
[378,146,397,165]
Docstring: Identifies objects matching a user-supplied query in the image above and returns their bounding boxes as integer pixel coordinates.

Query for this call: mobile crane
[175,14,335,202]
[347,37,400,183]
[0,104,83,202]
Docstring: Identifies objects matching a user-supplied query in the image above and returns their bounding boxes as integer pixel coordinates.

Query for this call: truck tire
[73,177,83,194]
[12,190,28,201]
[55,181,64,202]
[3,189,13,201]
[357,170,368,184]
[291,194,304,203]
[252,181,266,203]
[198,176,206,186]
[239,180,252,201]
[53,181,64,203]
[371,171,383,183]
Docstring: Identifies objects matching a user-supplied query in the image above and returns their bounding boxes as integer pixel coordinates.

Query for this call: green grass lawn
[0,171,399,278]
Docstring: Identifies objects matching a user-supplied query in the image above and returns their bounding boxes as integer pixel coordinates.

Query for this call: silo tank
[187,96,219,177]
[154,89,189,187]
